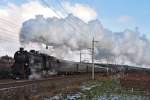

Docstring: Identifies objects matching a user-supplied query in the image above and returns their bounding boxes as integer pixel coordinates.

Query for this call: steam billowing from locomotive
[20,14,150,67]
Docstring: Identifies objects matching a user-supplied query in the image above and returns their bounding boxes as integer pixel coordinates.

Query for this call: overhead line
[0,18,19,27]
[42,0,88,44]
[42,0,62,18]
[0,37,19,42]
[57,0,88,40]
[0,34,18,39]
[0,28,18,36]
[0,38,20,43]
[0,31,18,39]
[0,31,19,40]
[0,35,18,41]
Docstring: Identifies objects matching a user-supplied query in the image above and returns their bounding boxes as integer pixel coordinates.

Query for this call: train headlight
[25,63,28,66]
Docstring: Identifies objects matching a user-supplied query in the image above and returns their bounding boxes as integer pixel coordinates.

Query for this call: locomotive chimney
[20,47,24,52]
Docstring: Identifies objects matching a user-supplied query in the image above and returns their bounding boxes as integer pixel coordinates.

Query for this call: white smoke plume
[0,0,60,57]
[20,14,150,68]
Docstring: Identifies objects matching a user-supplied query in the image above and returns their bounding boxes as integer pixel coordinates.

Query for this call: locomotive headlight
[25,63,28,66]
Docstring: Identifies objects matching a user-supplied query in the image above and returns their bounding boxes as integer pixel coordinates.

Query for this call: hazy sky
[0,0,149,38]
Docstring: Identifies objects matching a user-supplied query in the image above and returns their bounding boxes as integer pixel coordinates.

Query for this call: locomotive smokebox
[19,47,24,52]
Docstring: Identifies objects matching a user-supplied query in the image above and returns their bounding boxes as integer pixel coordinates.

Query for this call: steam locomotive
[11,48,58,79]
[11,48,108,79]
[11,48,150,79]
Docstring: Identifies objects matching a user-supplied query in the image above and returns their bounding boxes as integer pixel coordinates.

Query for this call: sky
[0,0,149,38]
[67,0,150,38]
[0,0,150,67]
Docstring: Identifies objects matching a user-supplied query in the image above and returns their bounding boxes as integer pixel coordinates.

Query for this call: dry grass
[63,81,81,94]
[120,73,150,91]
[0,74,110,100]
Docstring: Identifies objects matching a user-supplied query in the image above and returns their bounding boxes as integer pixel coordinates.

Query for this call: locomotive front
[12,48,57,79]
[12,48,30,79]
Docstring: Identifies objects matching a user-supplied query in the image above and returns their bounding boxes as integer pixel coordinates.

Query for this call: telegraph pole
[92,37,94,79]
[46,45,48,49]
[91,37,98,80]
[80,50,82,63]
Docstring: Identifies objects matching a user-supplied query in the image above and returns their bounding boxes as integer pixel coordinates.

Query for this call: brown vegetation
[120,73,150,91]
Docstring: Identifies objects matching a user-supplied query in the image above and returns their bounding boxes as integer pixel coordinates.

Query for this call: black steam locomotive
[11,48,150,79]
[11,48,109,79]
[11,48,59,79]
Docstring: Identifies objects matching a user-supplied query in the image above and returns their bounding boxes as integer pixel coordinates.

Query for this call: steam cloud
[20,14,150,68]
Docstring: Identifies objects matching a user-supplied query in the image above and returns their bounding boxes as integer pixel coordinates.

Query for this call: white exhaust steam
[20,14,150,68]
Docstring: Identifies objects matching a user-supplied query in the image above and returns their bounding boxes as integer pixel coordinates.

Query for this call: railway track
[0,74,90,91]
[0,76,64,91]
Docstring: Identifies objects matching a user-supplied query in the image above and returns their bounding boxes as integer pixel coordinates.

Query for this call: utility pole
[91,37,98,80]
[80,50,82,63]
[46,45,48,49]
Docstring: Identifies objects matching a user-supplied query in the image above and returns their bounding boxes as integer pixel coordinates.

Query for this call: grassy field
[1,74,150,100]
[60,75,150,100]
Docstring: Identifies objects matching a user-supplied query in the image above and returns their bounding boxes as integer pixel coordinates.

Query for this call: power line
[0,37,18,41]
[57,0,89,41]
[0,28,18,37]
[42,0,75,44]
[0,18,19,27]
[0,18,19,40]
[0,31,19,41]
[43,0,78,42]
[0,27,18,33]
[0,37,19,42]
[0,38,19,43]
[0,31,18,39]
[0,36,18,42]
[57,0,68,14]
[42,0,62,18]
[42,0,88,46]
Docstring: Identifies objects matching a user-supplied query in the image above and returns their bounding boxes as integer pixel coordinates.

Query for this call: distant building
[0,55,14,63]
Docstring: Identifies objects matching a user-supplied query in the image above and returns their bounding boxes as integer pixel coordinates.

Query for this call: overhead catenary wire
[0,27,19,33]
[0,28,18,37]
[42,0,75,46]
[0,34,19,42]
[0,37,20,43]
[42,0,93,64]
[0,29,19,40]
[42,0,88,46]
[0,17,20,57]
[0,33,19,41]
[57,0,91,43]
[0,17,20,43]
[0,30,19,42]
[0,34,18,40]
[42,0,63,18]
[0,17,19,27]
